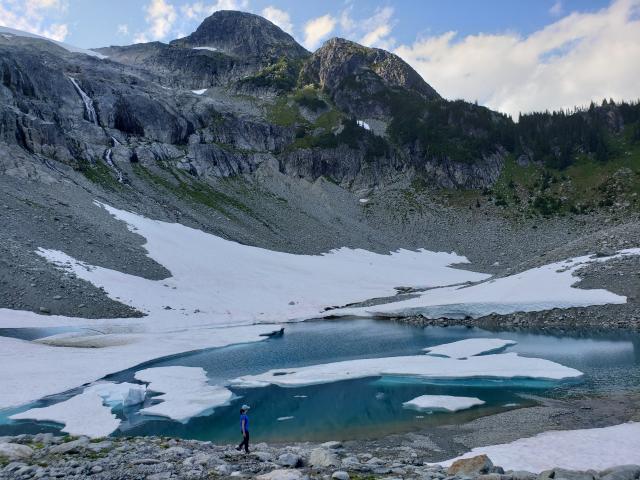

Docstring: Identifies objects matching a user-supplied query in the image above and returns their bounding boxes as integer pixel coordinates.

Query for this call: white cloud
[117,24,129,36]
[358,6,396,49]
[395,0,640,116]
[181,0,249,20]
[145,0,176,39]
[550,1,563,16]
[0,0,69,41]
[303,14,336,50]
[261,6,292,34]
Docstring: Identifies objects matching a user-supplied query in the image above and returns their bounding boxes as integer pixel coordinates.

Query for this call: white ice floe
[403,395,485,412]
[423,338,516,359]
[277,416,295,421]
[356,120,371,130]
[10,391,119,438]
[0,26,106,58]
[135,366,232,422]
[231,351,582,388]
[330,249,640,320]
[438,422,640,472]
[192,89,207,95]
[193,46,217,51]
[0,324,276,410]
[84,382,146,407]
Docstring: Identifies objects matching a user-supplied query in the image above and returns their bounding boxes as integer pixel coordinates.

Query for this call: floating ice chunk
[277,416,294,421]
[193,46,217,51]
[438,422,640,472]
[423,338,517,359]
[231,352,582,388]
[403,395,485,412]
[84,382,146,407]
[10,391,120,438]
[356,120,371,130]
[192,89,207,95]
[135,366,232,423]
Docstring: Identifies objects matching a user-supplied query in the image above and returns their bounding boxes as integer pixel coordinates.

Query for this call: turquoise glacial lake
[1,319,639,442]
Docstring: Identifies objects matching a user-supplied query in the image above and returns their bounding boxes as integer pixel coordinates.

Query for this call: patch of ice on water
[231,351,582,388]
[10,391,119,438]
[135,366,232,423]
[423,338,516,359]
[277,416,294,421]
[437,422,640,472]
[84,382,146,407]
[403,395,485,412]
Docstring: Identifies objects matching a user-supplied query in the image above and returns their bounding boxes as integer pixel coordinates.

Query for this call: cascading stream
[67,76,98,124]
[104,147,124,183]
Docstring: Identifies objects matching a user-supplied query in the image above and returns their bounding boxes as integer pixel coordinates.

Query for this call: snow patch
[356,120,371,130]
[329,249,640,319]
[10,391,119,438]
[423,338,516,359]
[438,422,640,472]
[403,395,485,412]
[0,26,106,58]
[359,198,369,204]
[193,46,217,51]
[231,351,582,388]
[135,366,232,423]
[192,89,207,95]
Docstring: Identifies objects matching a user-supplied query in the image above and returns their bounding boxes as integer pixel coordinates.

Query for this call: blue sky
[1,0,638,115]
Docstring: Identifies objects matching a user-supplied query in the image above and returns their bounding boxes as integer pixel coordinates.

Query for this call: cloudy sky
[1,0,638,116]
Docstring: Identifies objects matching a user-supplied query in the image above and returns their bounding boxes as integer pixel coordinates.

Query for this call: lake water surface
[2,319,639,442]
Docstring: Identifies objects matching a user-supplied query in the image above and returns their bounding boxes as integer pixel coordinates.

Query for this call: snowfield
[0,26,106,58]
[328,249,640,320]
[439,422,640,472]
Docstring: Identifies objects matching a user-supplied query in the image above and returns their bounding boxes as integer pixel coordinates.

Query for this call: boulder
[309,448,340,468]
[253,451,275,462]
[600,465,640,480]
[447,454,494,476]
[257,469,303,480]
[48,437,90,454]
[332,471,350,480]
[277,452,301,467]
[552,469,596,480]
[0,443,33,460]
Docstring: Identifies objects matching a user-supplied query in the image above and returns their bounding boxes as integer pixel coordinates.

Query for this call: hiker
[236,404,250,453]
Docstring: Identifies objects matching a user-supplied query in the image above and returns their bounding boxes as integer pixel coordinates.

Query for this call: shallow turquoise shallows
[2,319,640,442]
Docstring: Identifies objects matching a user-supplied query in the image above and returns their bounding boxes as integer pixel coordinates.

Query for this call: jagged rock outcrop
[300,38,439,117]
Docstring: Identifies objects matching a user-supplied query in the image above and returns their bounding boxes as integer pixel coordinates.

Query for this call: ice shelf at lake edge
[438,422,640,472]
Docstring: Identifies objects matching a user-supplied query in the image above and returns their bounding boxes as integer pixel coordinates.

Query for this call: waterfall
[68,76,98,124]
[104,148,124,183]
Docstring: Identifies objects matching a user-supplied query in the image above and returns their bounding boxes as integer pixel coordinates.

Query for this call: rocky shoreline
[1,433,639,480]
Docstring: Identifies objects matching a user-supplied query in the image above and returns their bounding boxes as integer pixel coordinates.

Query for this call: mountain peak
[170,10,308,62]
[301,37,439,100]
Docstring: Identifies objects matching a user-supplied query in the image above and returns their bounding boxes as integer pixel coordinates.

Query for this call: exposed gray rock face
[170,10,309,64]
[300,37,439,118]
